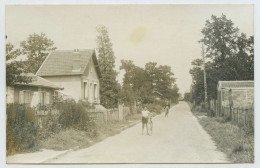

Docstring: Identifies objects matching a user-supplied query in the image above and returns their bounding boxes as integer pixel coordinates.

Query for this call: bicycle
[148,115,153,135]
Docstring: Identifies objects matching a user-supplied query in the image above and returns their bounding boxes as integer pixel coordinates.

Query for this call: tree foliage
[20,33,56,73]
[119,60,153,104]
[119,60,180,105]
[6,43,31,86]
[190,14,254,105]
[200,14,239,63]
[96,25,120,108]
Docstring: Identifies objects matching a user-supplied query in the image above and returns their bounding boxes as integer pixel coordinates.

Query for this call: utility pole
[201,44,208,113]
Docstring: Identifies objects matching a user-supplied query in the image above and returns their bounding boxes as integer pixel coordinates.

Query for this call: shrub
[56,99,97,134]
[145,103,162,114]
[6,103,38,155]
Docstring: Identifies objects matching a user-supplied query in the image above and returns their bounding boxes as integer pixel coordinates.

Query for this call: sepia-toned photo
[5,4,254,164]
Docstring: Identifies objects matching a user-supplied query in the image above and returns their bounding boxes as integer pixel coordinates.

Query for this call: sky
[5,5,254,95]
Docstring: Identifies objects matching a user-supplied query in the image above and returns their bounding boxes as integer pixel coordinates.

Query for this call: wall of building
[220,88,254,109]
[6,86,14,104]
[232,89,254,108]
[43,75,82,101]
[82,57,100,104]
[6,85,54,107]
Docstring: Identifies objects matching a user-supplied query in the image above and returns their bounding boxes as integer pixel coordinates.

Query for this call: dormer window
[72,50,81,72]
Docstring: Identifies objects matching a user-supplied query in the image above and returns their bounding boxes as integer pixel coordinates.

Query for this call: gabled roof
[153,91,163,97]
[15,74,63,90]
[36,49,101,78]
[218,81,254,89]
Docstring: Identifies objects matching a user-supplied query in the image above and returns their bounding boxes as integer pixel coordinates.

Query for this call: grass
[39,114,141,151]
[191,106,254,163]
[39,129,93,150]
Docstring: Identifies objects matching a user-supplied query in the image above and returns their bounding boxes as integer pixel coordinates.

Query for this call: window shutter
[19,91,24,104]
[46,92,50,104]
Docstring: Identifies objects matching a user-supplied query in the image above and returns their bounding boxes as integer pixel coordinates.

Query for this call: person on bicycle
[165,103,170,117]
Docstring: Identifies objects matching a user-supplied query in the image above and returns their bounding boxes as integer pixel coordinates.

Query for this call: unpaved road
[47,102,229,163]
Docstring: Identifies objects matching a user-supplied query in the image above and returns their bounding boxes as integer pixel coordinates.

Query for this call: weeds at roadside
[192,108,254,163]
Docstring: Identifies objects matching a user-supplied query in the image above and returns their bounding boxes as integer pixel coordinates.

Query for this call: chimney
[72,49,81,71]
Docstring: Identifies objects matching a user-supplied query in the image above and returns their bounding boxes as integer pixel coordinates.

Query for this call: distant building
[6,74,63,107]
[217,81,254,111]
[153,91,163,100]
[36,49,101,104]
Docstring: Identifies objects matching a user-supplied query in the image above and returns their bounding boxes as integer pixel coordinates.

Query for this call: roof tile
[37,50,94,76]
[219,81,254,88]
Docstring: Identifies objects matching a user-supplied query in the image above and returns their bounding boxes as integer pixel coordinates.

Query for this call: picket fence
[35,104,131,128]
[209,99,254,128]
[87,105,130,124]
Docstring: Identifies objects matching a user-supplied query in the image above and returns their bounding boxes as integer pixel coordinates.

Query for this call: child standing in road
[141,107,151,135]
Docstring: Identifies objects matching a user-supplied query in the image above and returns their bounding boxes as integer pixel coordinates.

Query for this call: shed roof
[16,74,63,90]
[36,49,101,77]
[218,81,254,89]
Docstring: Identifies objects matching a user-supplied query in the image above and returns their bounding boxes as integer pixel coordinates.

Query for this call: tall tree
[189,59,204,104]
[120,60,153,105]
[20,33,56,73]
[145,62,177,101]
[96,25,120,108]
[190,14,254,104]
[200,14,239,64]
[6,43,31,86]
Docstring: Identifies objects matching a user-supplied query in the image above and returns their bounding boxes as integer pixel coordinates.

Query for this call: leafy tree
[120,60,153,105]
[200,14,239,64]
[6,43,31,86]
[145,62,178,101]
[184,92,191,102]
[96,25,120,108]
[189,59,204,104]
[120,60,180,106]
[190,14,254,104]
[20,33,56,73]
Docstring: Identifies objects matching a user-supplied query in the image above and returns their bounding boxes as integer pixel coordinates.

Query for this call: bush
[145,103,162,114]
[56,99,97,134]
[6,103,38,155]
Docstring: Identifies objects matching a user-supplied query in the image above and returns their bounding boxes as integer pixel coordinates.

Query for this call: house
[217,81,254,112]
[6,74,63,107]
[153,91,163,100]
[36,49,101,104]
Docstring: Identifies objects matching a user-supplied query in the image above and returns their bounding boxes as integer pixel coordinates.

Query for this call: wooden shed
[217,81,254,115]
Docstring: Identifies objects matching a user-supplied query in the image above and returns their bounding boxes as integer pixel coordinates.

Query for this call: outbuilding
[217,81,254,113]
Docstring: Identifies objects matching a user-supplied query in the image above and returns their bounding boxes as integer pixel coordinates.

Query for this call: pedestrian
[165,103,170,117]
[141,106,151,135]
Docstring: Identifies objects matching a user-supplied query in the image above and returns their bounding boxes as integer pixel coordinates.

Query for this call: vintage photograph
[5,4,254,164]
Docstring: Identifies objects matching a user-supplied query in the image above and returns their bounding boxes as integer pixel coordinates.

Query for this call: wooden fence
[87,105,130,124]
[222,106,254,128]
[34,104,131,127]
[209,99,254,128]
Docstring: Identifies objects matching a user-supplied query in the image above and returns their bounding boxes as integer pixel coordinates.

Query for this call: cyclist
[165,104,170,117]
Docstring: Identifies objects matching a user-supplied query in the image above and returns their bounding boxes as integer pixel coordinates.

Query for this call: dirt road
[47,102,229,163]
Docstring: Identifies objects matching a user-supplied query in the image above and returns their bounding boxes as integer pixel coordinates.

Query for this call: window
[84,82,88,99]
[40,92,46,105]
[94,84,97,100]
[39,92,50,105]
[19,90,32,104]
[24,91,31,104]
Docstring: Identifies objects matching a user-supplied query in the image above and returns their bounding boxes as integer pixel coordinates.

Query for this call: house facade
[6,75,63,107]
[36,49,101,104]
[217,81,254,112]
